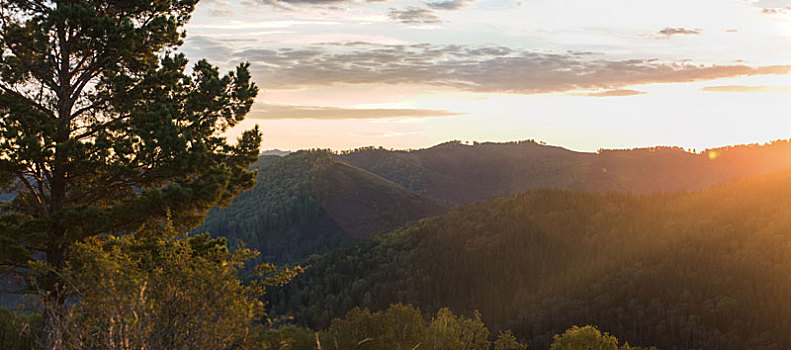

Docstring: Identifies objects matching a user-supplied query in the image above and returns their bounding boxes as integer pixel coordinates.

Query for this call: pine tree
[0,1,260,347]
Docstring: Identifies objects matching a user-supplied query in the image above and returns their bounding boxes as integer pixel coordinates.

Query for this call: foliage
[272,171,791,349]
[4,302,662,350]
[199,139,791,266]
[0,306,40,350]
[494,330,527,350]
[198,151,444,263]
[247,325,316,350]
[424,308,490,350]
[27,219,301,350]
[316,304,525,350]
[320,304,425,350]
[197,151,356,264]
[0,0,260,288]
[549,326,656,350]
[549,326,618,350]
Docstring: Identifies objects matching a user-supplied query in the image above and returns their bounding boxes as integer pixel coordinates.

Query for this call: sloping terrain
[271,170,791,350]
[197,151,445,263]
[200,139,791,264]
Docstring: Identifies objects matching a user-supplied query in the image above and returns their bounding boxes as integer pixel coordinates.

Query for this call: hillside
[270,170,791,350]
[339,139,791,204]
[199,139,791,264]
[196,151,445,263]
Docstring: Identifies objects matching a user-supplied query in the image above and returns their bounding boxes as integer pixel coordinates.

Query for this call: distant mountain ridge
[261,149,291,157]
[337,139,791,204]
[199,139,791,263]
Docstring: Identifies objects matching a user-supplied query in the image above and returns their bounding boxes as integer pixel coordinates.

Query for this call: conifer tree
[0,0,260,346]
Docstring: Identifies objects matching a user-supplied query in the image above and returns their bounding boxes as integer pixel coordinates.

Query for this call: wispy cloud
[388,7,442,24]
[250,104,463,119]
[579,89,647,97]
[753,0,791,13]
[251,0,475,11]
[427,0,472,10]
[256,0,348,6]
[755,0,791,8]
[657,27,702,37]
[229,42,791,94]
[701,85,791,93]
[762,7,790,14]
[189,20,341,30]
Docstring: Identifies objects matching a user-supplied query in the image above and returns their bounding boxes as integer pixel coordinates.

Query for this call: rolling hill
[270,170,791,350]
[338,139,791,204]
[196,151,445,263]
[199,139,791,264]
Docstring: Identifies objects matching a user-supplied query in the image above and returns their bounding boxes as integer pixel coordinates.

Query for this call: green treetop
[0,2,261,347]
[0,0,260,284]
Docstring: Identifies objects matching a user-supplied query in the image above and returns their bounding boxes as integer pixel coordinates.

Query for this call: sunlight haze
[182,0,791,152]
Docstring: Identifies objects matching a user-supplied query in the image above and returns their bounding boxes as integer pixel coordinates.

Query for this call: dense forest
[270,170,791,350]
[199,139,791,263]
[197,152,355,263]
[196,151,445,263]
[195,147,446,264]
[338,139,791,204]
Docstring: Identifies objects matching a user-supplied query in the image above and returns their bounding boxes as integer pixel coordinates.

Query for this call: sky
[180,0,791,152]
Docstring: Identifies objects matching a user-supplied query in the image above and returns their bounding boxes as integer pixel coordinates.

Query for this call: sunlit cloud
[249,104,464,119]
[762,7,791,14]
[188,0,791,152]
[701,85,791,93]
[657,27,703,37]
[579,89,647,97]
[234,43,791,94]
[753,0,791,13]
[189,20,342,30]
[256,0,348,6]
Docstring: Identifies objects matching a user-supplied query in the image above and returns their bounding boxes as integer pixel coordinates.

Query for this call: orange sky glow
[183,0,791,152]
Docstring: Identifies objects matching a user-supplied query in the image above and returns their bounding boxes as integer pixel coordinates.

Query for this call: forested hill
[270,170,791,350]
[196,151,445,263]
[198,139,790,263]
[338,139,791,204]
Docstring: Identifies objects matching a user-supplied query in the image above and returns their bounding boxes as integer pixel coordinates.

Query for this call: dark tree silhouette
[0,1,260,347]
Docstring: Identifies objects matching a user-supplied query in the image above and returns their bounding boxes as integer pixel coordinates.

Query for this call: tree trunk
[40,293,66,350]
[40,13,73,350]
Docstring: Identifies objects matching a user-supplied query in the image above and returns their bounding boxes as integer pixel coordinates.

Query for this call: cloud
[249,104,463,119]
[201,0,237,17]
[762,7,790,14]
[253,0,475,11]
[580,89,647,97]
[754,0,791,8]
[181,36,236,62]
[257,0,347,5]
[427,0,472,10]
[753,0,791,13]
[657,27,702,37]
[388,7,442,24]
[701,85,791,93]
[233,43,791,94]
